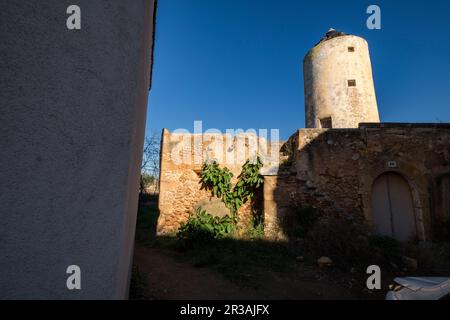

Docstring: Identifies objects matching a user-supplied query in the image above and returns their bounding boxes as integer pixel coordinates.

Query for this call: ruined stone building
[158,29,450,242]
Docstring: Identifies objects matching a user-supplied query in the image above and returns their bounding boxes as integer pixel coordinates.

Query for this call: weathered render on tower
[303,30,380,128]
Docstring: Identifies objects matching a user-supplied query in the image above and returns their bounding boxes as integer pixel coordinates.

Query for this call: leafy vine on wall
[200,157,264,219]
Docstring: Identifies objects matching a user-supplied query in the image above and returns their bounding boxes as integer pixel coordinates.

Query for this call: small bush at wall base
[245,223,265,240]
[177,207,235,244]
[245,210,265,239]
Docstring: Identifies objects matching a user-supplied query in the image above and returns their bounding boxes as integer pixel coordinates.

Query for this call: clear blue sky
[146,0,450,140]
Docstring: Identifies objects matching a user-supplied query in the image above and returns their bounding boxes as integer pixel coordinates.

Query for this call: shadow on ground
[130,195,394,300]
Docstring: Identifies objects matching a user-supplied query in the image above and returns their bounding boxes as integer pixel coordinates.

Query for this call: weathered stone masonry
[158,123,450,242]
[263,123,450,241]
[157,129,276,235]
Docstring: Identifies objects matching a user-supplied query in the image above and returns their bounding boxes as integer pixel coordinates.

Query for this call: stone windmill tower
[303,29,380,128]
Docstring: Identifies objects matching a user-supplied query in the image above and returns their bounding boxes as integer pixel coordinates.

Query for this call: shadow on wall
[268,125,450,244]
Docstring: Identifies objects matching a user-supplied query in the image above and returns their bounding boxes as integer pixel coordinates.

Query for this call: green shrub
[179,158,264,246]
[200,157,264,216]
[200,161,233,199]
[245,210,265,239]
[177,207,236,243]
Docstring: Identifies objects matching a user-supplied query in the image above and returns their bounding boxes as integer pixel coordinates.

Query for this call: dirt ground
[133,243,372,300]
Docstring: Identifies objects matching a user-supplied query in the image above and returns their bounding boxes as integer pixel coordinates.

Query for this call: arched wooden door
[371,172,416,241]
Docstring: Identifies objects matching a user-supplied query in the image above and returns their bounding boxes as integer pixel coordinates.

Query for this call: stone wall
[157,129,279,235]
[264,124,450,241]
[159,124,450,242]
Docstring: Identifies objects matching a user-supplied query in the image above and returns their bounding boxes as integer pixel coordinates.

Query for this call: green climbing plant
[200,157,264,218]
[177,158,264,243]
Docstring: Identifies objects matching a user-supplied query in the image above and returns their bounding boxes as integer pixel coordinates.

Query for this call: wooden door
[372,172,416,241]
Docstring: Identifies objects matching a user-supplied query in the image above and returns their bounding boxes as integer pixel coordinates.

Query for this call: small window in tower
[348,46,355,52]
[348,79,356,87]
[320,117,333,129]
